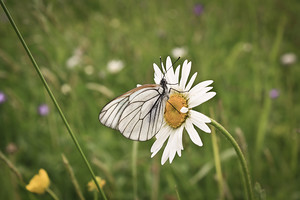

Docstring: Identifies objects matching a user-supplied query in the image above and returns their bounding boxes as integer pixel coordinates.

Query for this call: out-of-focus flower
[61,84,72,95]
[84,65,95,75]
[171,47,187,58]
[26,169,50,194]
[0,91,6,104]
[66,48,83,69]
[107,60,124,74]
[280,53,297,66]
[86,83,114,98]
[269,89,279,99]
[110,18,120,28]
[5,142,18,154]
[38,104,49,116]
[194,4,204,16]
[242,43,253,52]
[87,176,106,192]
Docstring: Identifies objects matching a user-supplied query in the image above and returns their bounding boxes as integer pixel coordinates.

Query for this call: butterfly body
[99,77,169,141]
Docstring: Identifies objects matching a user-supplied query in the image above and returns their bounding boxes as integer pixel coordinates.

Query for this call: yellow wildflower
[26,169,50,194]
[87,176,106,192]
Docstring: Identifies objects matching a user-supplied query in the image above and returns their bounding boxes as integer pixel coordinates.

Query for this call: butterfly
[99,67,170,141]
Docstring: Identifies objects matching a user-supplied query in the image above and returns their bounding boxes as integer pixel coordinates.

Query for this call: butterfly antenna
[167,100,181,113]
[165,57,180,74]
[159,56,181,80]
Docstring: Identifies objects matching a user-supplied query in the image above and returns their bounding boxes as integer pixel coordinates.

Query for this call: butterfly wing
[99,94,131,130]
[99,84,168,141]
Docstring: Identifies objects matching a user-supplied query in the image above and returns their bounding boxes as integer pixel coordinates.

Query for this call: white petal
[185,72,197,91]
[189,86,213,97]
[180,106,189,113]
[166,56,172,70]
[151,126,170,157]
[189,92,216,108]
[178,127,184,150]
[168,133,177,163]
[190,117,212,133]
[169,126,184,163]
[179,60,191,89]
[190,110,211,123]
[174,65,181,84]
[166,57,176,84]
[189,80,214,95]
[160,125,184,165]
[185,119,203,146]
[177,150,182,157]
[176,126,184,156]
[161,58,166,73]
[161,138,171,165]
[153,63,163,84]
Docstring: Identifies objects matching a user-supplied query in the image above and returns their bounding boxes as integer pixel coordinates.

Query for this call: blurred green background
[0,0,299,199]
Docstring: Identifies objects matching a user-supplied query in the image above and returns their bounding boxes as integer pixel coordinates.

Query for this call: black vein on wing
[119,87,166,140]
[101,97,126,127]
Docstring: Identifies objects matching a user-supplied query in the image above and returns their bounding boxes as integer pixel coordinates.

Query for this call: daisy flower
[151,57,216,165]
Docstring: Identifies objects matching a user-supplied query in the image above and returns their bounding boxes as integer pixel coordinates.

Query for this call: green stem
[93,190,98,200]
[46,188,60,200]
[211,125,224,200]
[62,154,86,200]
[210,118,254,200]
[0,151,24,184]
[132,141,138,200]
[175,185,181,200]
[0,2,107,199]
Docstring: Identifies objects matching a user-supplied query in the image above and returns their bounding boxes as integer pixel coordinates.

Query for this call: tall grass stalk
[255,97,271,156]
[210,119,254,200]
[175,185,181,200]
[46,188,60,200]
[132,141,138,200]
[0,1,107,199]
[61,154,85,200]
[210,111,225,200]
[0,151,24,184]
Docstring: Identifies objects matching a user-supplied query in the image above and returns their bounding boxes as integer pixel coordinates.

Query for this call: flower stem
[210,118,254,200]
[132,141,138,200]
[0,1,107,199]
[211,124,225,200]
[62,154,86,200]
[46,188,60,200]
[0,151,24,184]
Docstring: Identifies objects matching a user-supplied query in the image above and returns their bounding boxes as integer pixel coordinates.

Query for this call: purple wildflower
[0,91,6,104]
[38,104,49,116]
[194,4,204,16]
[269,89,279,99]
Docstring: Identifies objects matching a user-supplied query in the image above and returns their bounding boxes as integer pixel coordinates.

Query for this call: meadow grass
[1,0,299,199]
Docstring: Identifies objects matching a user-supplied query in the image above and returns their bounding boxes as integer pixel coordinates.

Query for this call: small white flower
[107,60,124,74]
[171,47,187,58]
[280,53,297,65]
[61,84,72,95]
[66,48,83,69]
[84,65,94,75]
[151,57,216,165]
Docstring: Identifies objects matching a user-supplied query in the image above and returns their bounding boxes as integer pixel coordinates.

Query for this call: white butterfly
[99,71,170,141]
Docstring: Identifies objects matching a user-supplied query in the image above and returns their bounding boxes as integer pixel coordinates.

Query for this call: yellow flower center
[164,93,188,128]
